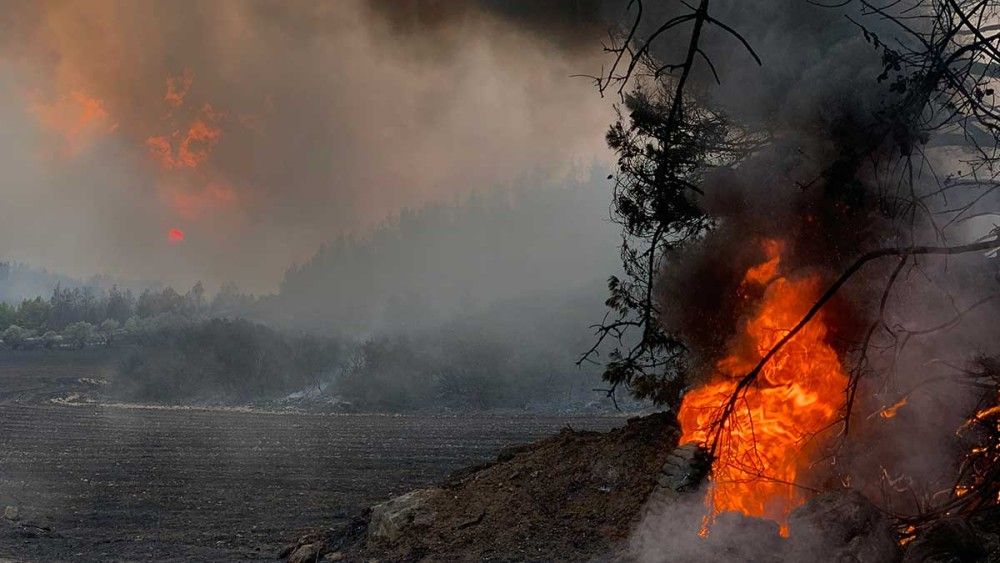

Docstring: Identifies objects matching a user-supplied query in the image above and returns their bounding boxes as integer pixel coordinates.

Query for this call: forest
[0,180,621,411]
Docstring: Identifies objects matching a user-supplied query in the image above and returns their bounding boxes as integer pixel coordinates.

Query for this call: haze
[0,0,613,292]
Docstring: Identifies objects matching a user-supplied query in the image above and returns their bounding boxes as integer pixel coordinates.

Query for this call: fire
[167,228,185,242]
[30,90,116,156]
[678,239,847,534]
[164,69,194,108]
[146,104,223,170]
[878,396,908,419]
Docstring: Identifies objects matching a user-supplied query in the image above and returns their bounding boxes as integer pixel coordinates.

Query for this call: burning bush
[583,0,1000,545]
[678,240,848,533]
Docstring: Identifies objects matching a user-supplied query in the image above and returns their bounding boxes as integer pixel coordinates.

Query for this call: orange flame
[146,104,223,170]
[878,397,908,419]
[164,69,194,108]
[678,239,847,534]
[30,90,116,156]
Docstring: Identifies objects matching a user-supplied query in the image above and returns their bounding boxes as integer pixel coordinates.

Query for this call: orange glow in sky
[167,227,185,242]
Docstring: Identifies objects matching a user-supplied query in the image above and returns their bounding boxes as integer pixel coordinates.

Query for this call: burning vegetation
[7,1,1000,560]
[577,0,1000,556]
[678,239,848,534]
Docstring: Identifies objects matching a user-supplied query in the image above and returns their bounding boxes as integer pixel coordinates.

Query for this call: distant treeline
[0,278,616,410]
[110,314,605,411]
[0,282,256,350]
[0,261,157,308]
[0,179,625,411]
[0,281,611,409]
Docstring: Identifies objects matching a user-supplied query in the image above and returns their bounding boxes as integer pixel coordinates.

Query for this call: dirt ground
[0,351,624,561]
[281,410,1000,563]
[290,412,681,562]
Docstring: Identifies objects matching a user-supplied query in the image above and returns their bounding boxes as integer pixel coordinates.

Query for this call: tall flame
[678,239,847,534]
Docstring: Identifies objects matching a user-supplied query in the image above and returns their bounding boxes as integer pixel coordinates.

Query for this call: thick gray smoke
[266,173,620,335]
[0,0,615,291]
[624,0,1000,559]
[650,0,901,368]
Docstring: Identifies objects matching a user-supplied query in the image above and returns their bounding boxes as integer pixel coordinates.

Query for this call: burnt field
[0,352,623,561]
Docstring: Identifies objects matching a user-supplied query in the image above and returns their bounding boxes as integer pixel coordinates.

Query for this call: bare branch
[709,236,1000,453]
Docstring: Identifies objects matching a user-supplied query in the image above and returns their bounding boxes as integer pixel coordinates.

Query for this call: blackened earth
[0,351,622,561]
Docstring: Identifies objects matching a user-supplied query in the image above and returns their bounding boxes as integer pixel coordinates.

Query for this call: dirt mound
[283,412,679,562]
[277,410,1000,562]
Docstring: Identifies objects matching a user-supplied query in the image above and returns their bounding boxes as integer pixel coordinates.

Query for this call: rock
[16,527,41,539]
[287,541,327,563]
[789,489,900,563]
[367,488,440,543]
[3,506,19,521]
[323,552,344,561]
[902,518,985,563]
[656,443,711,493]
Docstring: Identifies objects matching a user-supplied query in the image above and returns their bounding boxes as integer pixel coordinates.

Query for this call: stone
[367,488,440,543]
[287,541,327,563]
[656,443,711,493]
[789,489,900,563]
[277,543,297,559]
[3,506,19,521]
[322,552,345,561]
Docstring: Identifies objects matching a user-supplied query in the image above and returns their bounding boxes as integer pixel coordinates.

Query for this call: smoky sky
[0,0,617,292]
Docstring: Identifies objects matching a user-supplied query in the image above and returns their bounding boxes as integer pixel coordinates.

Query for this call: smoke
[268,173,620,335]
[627,492,787,562]
[0,0,615,291]
[625,0,1000,558]
[650,0,900,369]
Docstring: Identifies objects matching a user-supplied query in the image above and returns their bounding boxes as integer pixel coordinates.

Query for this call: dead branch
[708,236,1000,454]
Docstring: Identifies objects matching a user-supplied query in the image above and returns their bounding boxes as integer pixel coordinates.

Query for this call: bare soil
[300,412,680,562]
[0,351,624,561]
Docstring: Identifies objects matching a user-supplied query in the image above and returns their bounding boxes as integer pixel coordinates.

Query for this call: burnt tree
[583,0,1000,523]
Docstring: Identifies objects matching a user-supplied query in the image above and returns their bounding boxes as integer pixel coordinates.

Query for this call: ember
[678,240,848,534]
